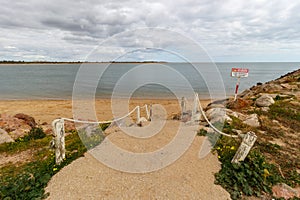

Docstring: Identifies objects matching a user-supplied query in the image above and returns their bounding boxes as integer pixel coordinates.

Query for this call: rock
[205,103,225,110]
[281,83,298,90]
[226,98,251,109]
[14,113,36,128]
[261,83,283,93]
[272,183,300,199]
[205,107,232,124]
[64,121,76,131]
[232,129,242,135]
[191,112,203,122]
[255,94,275,107]
[0,128,14,144]
[226,109,247,121]
[0,114,31,139]
[261,107,270,112]
[243,114,260,127]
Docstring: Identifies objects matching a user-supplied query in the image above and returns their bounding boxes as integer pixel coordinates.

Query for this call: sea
[0,62,299,100]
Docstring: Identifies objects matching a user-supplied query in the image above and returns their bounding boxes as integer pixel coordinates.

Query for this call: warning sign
[231,68,249,78]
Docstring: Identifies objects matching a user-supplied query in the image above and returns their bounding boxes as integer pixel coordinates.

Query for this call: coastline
[0,98,212,124]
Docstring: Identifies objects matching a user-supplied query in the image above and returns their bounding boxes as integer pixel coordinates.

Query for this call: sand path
[45,105,230,200]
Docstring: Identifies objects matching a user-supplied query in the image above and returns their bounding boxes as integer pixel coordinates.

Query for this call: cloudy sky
[1,0,300,62]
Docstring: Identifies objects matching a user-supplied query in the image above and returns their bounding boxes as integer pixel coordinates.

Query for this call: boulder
[243,114,260,127]
[14,113,36,128]
[0,114,31,139]
[205,107,231,124]
[255,94,275,107]
[272,183,300,199]
[0,128,14,144]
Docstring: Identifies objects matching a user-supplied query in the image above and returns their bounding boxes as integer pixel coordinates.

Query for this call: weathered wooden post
[52,119,65,165]
[180,97,186,120]
[145,104,150,120]
[192,93,198,117]
[136,106,141,124]
[149,104,152,121]
[231,131,257,164]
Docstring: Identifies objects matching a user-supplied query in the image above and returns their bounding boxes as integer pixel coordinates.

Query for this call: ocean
[0,62,299,100]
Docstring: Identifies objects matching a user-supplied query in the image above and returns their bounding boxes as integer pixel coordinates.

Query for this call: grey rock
[205,107,232,124]
[0,128,14,144]
[255,94,275,107]
[243,114,260,127]
[261,107,270,112]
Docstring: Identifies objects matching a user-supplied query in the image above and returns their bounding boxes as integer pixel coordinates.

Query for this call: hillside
[205,68,300,199]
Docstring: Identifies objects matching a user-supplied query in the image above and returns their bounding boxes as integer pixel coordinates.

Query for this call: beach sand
[0,98,231,199]
[0,98,212,124]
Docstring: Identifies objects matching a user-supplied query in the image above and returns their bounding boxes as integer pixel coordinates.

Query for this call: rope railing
[194,93,239,138]
[52,104,152,164]
[193,93,257,163]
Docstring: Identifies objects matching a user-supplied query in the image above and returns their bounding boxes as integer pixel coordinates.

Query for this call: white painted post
[145,104,150,120]
[136,106,141,124]
[231,131,257,164]
[192,93,199,117]
[52,119,65,165]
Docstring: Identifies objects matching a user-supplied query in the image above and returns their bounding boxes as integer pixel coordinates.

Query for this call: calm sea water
[0,63,299,100]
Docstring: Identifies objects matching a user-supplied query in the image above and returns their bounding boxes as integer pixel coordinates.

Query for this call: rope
[196,93,239,138]
[61,104,150,125]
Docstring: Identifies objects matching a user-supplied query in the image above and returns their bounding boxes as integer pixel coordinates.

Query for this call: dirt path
[46,109,230,199]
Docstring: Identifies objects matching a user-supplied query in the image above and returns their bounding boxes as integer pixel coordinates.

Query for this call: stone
[205,103,225,110]
[0,114,31,139]
[14,113,36,128]
[272,183,300,199]
[64,120,76,131]
[261,107,270,112]
[255,94,275,107]
[0,128,14,144]
[205,107,232,124]
[281,83,298,90]
[261,83,283,93]
[243,114,260,127]
[232,129,242,135]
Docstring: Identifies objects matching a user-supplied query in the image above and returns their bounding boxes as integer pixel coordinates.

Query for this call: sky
[1,0,300,62]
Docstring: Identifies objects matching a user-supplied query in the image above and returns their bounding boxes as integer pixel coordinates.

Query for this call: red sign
[231,68,249,77]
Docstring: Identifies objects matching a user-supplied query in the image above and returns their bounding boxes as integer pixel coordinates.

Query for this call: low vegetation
[0,125,106,200]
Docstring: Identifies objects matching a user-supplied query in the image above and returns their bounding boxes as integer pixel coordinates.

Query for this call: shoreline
[0,98,212,124]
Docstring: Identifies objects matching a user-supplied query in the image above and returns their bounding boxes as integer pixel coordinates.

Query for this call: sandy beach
[0,98,212,124]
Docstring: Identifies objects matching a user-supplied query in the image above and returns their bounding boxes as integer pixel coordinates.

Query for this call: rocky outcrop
[255,94,275,107]
[14,113,36,128]
[0,113,33,140]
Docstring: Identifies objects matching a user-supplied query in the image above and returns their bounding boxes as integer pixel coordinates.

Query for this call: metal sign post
[231,68,249,101]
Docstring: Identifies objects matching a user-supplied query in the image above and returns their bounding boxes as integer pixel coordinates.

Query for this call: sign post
[231,68,249,101]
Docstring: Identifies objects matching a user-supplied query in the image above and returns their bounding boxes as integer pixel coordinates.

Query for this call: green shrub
[214,136,282,199]
[15,127,46,143]
[197,128,207,136]
[0,133,87,200]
